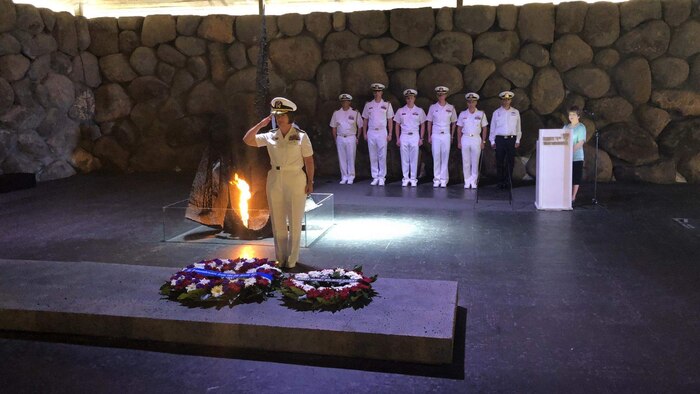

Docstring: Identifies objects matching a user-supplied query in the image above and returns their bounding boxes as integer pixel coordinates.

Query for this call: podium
[535,129,573,210]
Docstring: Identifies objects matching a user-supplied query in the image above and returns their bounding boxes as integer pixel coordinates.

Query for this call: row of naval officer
[330,83,521,189]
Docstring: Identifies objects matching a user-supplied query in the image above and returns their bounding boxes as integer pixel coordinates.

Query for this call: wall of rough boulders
[2,0,700,183]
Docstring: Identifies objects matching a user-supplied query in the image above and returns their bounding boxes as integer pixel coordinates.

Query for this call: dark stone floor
[1,172,699,393]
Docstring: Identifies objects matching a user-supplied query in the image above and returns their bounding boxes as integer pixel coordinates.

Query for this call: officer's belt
[272,165,302,171]
[463,133,479,137]
[401,132,417,136]
[496,135,516,139]
[338,134,355,137]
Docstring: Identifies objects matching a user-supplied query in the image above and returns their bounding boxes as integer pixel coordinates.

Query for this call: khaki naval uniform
[427,102,456,185]
[255,127,313,267]
[362,100,394,182]
[394,105,427,183]
[330,107,363,183]
[457,109,488,187]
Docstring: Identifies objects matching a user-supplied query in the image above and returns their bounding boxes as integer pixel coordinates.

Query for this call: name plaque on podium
[535,129,573,210]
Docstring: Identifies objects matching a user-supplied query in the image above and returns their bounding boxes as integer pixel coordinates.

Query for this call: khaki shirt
[255,127,313,170]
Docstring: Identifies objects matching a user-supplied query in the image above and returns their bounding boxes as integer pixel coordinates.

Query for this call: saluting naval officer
[456,92,489,189]
[489,91,521,189]
[330,93,363,184]
[394,88,426,187]
[427,86,456,188]
[362,83,394,186]
[243,97,315,270]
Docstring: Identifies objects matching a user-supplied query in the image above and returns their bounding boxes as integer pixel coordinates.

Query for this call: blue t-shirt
[566,123,586,162]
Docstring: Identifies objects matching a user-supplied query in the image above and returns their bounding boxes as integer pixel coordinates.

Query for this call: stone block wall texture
[2,0,700,183]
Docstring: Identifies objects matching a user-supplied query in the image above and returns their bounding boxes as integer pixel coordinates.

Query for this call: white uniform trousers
[266,168,306,267]
[336,135,356,181]
[367,130,388,181]
[400,132,420,181]
[431,131,451,183]
[461,135,482,186]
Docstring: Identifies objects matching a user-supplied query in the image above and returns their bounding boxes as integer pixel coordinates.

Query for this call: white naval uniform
[489,106,522,144]
[330,107,363,182]
[427,102,457,184]
[394,105,427,182]
[255,127,313,267]
[362,100,394,182]
[456,109,488,187]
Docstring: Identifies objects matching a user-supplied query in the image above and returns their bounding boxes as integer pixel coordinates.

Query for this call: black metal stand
[577,113,605,209]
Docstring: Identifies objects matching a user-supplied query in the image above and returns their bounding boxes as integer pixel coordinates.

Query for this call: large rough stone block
[497,5,518,30]
[390,8,435,47]
[550,34,593,72]
[650,57,689,88]
[118,30,140,54]
[289,80,317,116]
[635,104,670,138]
[518,4,555,45]
[332,11,345,32]
[117,16,143,31]
[88,17,118,57]
[689,55,700,90]
[499,59,533,88]
[600,122,659,165]
[563,66,610,99]
[390,69,417,99]
[657,118,700,160]
[156,44,186,68]
[0,54,30,81]
[529,67,564,115]
[16,31,57,60]
[40,72,74,111]
[304,12,331,42]
[278,13,304,37]
[93,136,129,171]
[75,16,90,51]
[127,76,170,103]
[0,77,13,111]
[141,15,176,47]
[359,37,399,55]
[588,97,634,123]
[224,67,285,96]
[614,159,676,183]
[481,75,511,98]
[651,90,700,116]
[99,54,138,83]
[0,0,17,33]
[95,84,132,123]
[462,58,495,92]
[668,20,700,58]
[386,47,433,70]
[186,57,207,81]
[316,61,341,101]
[0,33,21,56]
[678,153,700,183]
[582,2,620,47]
[454,5,496,35]
[54,12,78,57]
[198,15,234,44]
[177,15,201,36]
[556,1,588,33]
[235,15,276,45]
[620,0,662,30]
[270,36,322,81]
[436,7,453,31]
[40,8,56,32]
[348,11,388,37]
[429,31,472,65]
[417,63,463,100]
[519,43,550,67]
[74,52,100,88]
[71,147,102,173]
[614,57,652,104]
[175,36,206,57]
[594,48,620,69]
[616,20,670,60]
[226,42,247,70]
[129,47,157,76]
[186,81,222,115]
[661,0,691,27]
[474,31,519,62]
[323,31,364,60]
[37,160,76,181]
[15,4,43,35]
[341,55,388,98]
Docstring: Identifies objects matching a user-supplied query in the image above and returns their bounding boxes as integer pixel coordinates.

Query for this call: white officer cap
[338,93,353,101]
[403,88,417,97]
[465,92,480,100]
[370,83,386,91]
[435,86,449,95]
[270,97,297,114]
[499,91,515,99]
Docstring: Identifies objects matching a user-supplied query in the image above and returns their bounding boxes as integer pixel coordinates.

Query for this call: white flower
[245,258,256,263]
[337,269,346,275]
[301,284,315,292]
[234,262,245,270]
[193,263,205,269]
[211,285,224,298]
[246,268,258,273]
[198,278,210,286]
[186,283,197,292]
[295,273,310,280]
[243,277,256,288]
[170,279,178,286]
[321,269,334,275]
[258,264,273,270]
[346,272,362,280]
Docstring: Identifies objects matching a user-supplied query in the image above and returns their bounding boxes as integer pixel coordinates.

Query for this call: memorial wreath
[280,266,377,310]
[160,257,283,307]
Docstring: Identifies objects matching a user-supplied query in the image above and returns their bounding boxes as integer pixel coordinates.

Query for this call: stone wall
[2,0,700,183]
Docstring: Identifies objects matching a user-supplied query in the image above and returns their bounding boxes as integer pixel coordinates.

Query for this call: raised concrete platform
[0,259,458,364]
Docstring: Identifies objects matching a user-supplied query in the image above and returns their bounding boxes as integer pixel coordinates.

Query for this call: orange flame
[230,173,251,228]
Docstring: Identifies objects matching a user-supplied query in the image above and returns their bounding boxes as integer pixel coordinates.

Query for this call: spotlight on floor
[329,218,417,241]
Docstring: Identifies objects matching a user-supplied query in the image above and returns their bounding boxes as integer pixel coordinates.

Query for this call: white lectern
[535,129,573,210]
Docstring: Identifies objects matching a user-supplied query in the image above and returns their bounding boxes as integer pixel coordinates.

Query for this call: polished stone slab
[0,259,457,364]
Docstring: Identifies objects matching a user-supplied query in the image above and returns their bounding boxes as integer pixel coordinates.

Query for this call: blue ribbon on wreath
[183,268,273,281]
